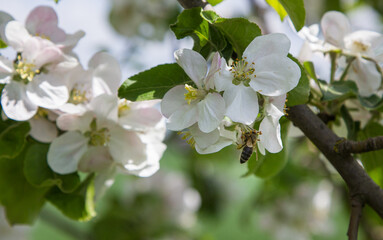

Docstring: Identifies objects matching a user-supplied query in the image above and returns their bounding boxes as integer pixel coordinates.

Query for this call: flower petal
[78,146,113,172]
[0,56,13,84]
[161,85,188,118]
[166,103,198,131]
[205,52,221,89]
[251,55,300,96]
[259,116,283,153]
[213,58,233,92]
[195,138,233,154]
[119,106,163,131]
[1,81,37,121]
[22,37,62,68]
[89,94,119,125]
[56,111,93,132]
[189,124,220,149]
[109,126,147,167]
[321,11,350,48]
[223,85,259,125]
[47,131,88,174]
[26,73,69,109]
[243,33,291,62]
[174,49,207,87]
[197,92,225,133]
[29,117,58,143]
[5,21,30,51]
[348,58,381,97]
[89,52,121,96]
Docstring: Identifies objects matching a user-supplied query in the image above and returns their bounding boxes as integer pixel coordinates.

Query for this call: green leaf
[0,148,49,225]
[244,118,289,179]
[319,80,358,102]
[0,39,7,49]
[277,0,306,31]
[207,0,224,6]
[170,8,210,50]
[118,63,192,101]
[24,143,80,193]
[201,11,220,23]
[266,0,287,21]
[213,18,262,58]
[46,174,96,221]
[0,121,30,158]
[286,55,310,107]
[358,122,383,188]
[303,61,318,82]
[358,94,383,110]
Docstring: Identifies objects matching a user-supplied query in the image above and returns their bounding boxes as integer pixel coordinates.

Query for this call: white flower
[28,108,58,143]
[58,52,122,114]
[258,94,287,155]
[214,33,300,125]
[161,49,226,133]
[48,94,166,177]
[300,11,383,96]
[181,119,237,154]
[0,19,81,121]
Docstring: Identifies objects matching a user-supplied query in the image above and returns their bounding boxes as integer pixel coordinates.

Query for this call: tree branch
[287,105,383,220]
[335,136,383,154]
[347,194,364,240]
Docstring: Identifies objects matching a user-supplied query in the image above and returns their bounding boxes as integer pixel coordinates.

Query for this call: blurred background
[1,0,383,239]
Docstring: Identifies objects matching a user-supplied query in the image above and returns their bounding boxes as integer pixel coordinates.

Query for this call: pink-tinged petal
[25,6,66,42]
[259,116,283,153]
[189,124,220,149]
[119,107,163,130]
[243,33,291,62]
[1,81,37,121]
[251,55,300,96]
[213,58,233,92]
[22,37,62,68]
[78,146,113,172]
[5,21,30,51]
[160,85,188,118]
[29,117,58,143]
[166,104,198,131]
[197,92,225,133]
[26,73,69,109]
[109,126,147,166]
[174,49,207,87]
[321,11,350,48]
[267,94,286,114]
[47,131,88,174]
[349,58,381,97]
[56,111,93,132]
[89,52,121,96]
[223,85,259,124]
[89,94,119,125]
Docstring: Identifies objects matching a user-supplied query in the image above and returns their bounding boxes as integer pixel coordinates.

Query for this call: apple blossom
[48,94,166,177]
[161,49,226,133]
[300,11,383,96]
[214,33,300,125]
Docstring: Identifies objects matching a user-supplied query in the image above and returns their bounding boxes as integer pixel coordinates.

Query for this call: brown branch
[347,195,364,240]
[287,105,383,220]
[335,136,383,154]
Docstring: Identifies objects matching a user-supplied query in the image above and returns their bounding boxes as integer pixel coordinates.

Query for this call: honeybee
[237,130,261,164]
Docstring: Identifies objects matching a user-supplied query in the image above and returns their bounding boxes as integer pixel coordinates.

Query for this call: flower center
[184,84,205,104]
[13,55,40,83]
[230,57,256,87]
[68,87,89,104]
[118,99,131,116]
[85,119,111,146]
[33,108,49,119]
[350,40,370,54]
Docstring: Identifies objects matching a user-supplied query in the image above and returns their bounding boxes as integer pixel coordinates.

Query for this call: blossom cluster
[161,33,301,156]
[0,6,166,177]
[300,11,383,97]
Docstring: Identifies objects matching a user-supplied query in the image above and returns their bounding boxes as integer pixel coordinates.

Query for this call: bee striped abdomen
[240,146,253,164]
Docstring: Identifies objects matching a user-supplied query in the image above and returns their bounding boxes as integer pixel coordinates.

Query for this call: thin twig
[335,136,383,154]
[347,194,364,240]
